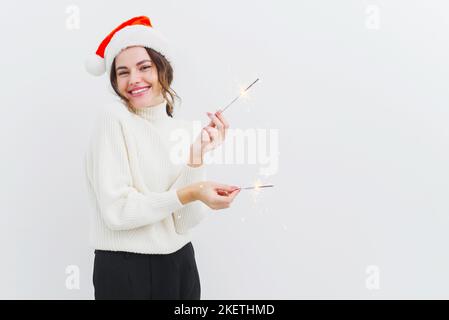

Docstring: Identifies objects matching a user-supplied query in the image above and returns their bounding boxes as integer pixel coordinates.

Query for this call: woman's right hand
[191,181,241,210]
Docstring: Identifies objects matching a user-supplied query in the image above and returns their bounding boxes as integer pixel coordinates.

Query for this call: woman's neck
[134,99,168,121]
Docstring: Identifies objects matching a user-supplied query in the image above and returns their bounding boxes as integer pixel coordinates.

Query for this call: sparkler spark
[219,78,260,113]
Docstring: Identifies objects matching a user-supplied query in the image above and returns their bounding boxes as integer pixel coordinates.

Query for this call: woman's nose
[128,70,141,85]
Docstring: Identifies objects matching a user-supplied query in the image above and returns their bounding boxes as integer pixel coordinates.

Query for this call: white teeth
[130,87,150,95]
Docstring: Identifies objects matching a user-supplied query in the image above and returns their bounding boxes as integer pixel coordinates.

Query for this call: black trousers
[93,242,201,300]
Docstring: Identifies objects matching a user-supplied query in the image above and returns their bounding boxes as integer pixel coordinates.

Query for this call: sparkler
[219,78,260,113]
[238,179,273,193]
[217,184,273,196]
[211,78,275,196]
[238,184,274,190]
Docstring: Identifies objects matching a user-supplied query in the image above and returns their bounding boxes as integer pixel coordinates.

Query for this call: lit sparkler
[238,178,273,192]
[238,184,274,190]
[219,78,260,113]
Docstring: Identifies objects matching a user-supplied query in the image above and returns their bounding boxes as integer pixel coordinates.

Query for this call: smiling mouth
[128,86,152,97]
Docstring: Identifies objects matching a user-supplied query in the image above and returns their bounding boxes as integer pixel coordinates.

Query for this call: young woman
[84,16,241,300]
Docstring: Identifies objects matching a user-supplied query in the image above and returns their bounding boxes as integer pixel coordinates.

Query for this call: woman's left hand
[202,110,229,153]
[189,110,229,166]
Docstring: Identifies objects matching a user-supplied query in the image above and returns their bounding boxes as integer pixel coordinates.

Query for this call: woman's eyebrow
[116,60,152,71]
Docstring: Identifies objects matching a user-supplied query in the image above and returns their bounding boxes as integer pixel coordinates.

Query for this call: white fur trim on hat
[85,53,106,76]
[104,25,171,76]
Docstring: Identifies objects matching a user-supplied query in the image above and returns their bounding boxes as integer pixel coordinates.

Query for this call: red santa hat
[85,16,171,76]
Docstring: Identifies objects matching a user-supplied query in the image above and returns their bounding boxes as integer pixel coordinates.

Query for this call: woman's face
[115,46,164,109]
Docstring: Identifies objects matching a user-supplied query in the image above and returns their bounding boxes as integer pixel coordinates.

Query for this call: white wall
[2,0,449,299]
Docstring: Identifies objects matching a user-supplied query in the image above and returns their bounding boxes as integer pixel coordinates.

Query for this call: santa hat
[85,16,171,76]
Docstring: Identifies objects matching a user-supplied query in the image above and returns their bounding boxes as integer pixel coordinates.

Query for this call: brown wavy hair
[110,47,180,117]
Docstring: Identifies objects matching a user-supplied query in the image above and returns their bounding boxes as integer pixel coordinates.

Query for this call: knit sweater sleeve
[168,119,209,234]
[86,112,185,231]
[169,164,208,234]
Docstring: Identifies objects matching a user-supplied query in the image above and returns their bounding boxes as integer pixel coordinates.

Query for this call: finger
[217,187,240,196]
[207,112,225,139]
[201,128,211,143]
[205,112,216,128]
[212,193,232,204]
[217,189,229,196]
[205,127,219,142]
[215,111,229,129]
[228,188,241,201]
[202,129,215,151]
[204,112,216,128]
[214,183,240,192]
[214,111,228,139]
[207,112,224,131]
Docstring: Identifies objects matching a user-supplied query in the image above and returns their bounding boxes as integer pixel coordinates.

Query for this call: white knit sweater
[84,100,207,254]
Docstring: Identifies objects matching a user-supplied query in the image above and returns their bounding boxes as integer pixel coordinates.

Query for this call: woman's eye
[117,66,150,75]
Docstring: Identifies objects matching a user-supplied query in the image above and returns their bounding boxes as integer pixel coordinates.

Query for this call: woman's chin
[129,96,155,109]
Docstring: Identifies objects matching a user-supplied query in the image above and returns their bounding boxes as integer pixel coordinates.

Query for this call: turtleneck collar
[134,99,169,121]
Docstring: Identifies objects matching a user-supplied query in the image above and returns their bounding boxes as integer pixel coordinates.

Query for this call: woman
[84,16,241,300]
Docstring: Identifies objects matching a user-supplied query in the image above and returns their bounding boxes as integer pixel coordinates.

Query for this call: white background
[1,0,449,299]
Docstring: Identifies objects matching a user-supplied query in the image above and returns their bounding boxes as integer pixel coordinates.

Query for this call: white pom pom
[84,54,105,76]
